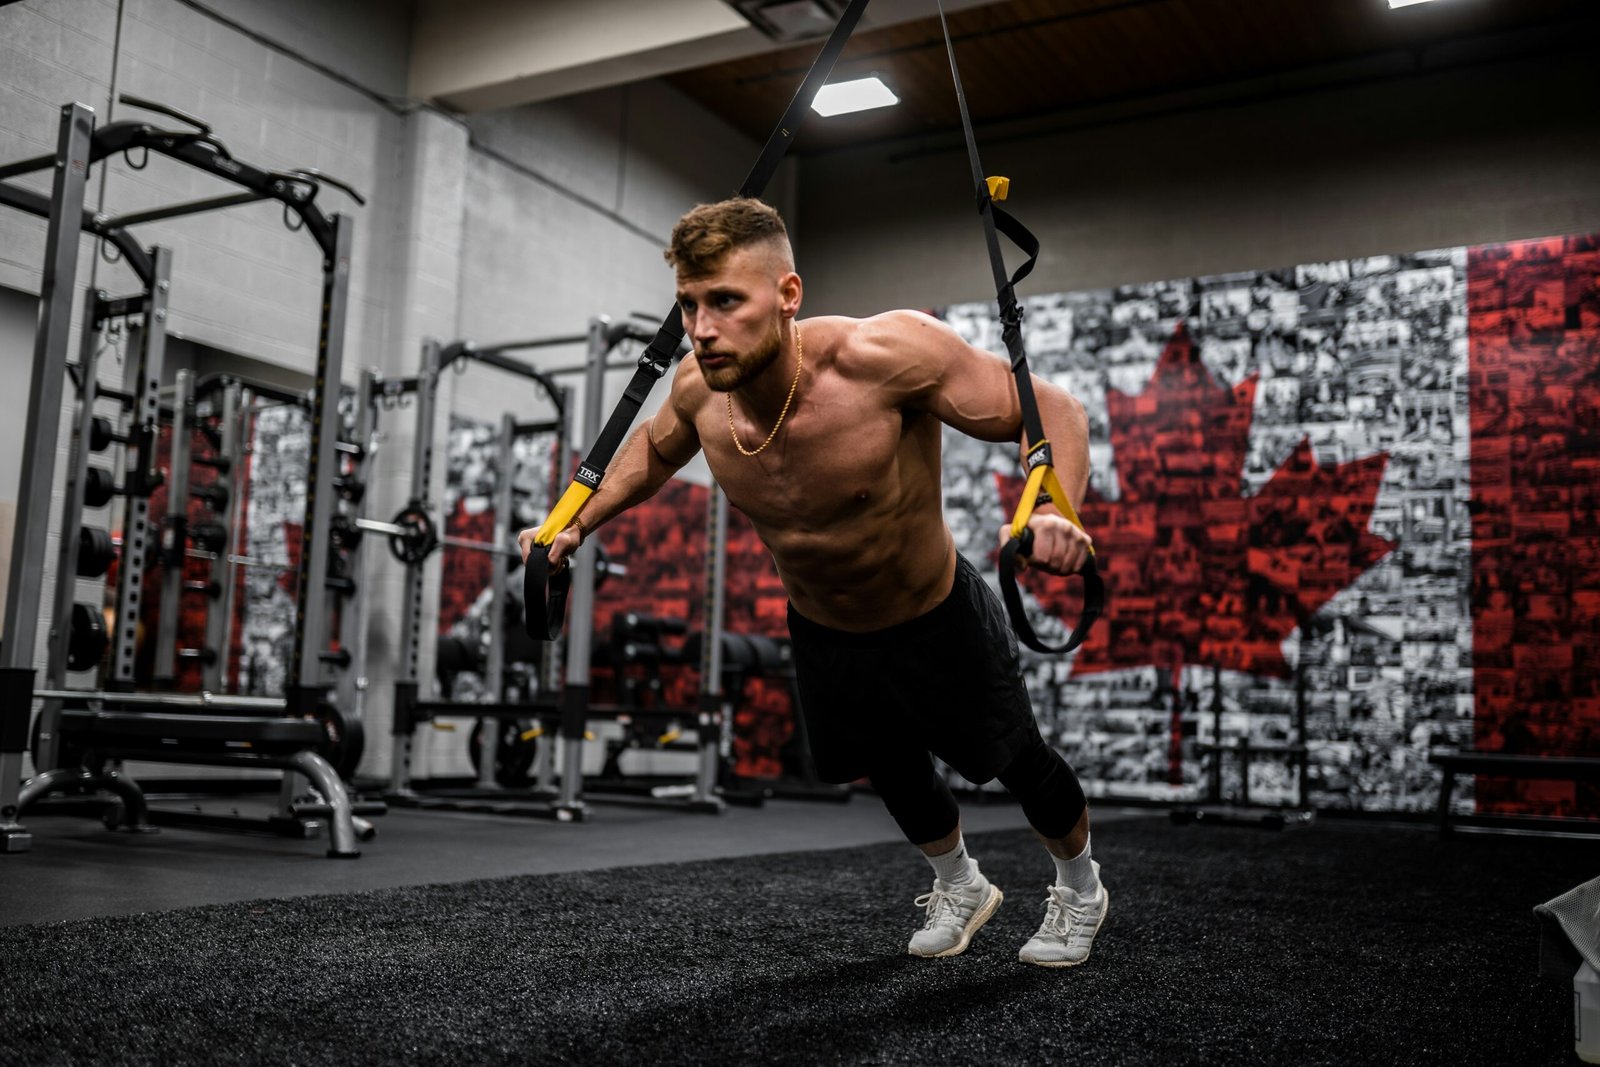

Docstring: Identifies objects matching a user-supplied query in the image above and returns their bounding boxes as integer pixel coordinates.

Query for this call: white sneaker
[907,874,1003,958]
[1019,860,1108,967]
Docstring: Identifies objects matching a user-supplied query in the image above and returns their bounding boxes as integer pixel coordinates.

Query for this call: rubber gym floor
[0,793,1589,1066]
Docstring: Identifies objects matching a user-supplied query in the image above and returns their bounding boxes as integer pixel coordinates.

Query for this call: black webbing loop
[936,0,1103,656]
[524,0,874,640]
[991,203,1039,286]
[525,552,571,641]
[1000,531,1104,655]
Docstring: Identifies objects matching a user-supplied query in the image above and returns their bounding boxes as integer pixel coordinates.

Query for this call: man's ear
[780,270,803,317]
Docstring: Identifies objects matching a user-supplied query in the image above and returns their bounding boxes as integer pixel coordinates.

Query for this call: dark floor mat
[1,817,1590,1066]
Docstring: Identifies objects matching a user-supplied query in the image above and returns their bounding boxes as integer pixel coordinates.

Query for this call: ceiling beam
[410,0,1000,114]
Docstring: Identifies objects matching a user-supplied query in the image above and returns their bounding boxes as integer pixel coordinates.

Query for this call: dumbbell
[191,483,229,511]
[88,416,117,452]
[77,526,116,578]
[334,476,365,504]
[67,602,108,671]
[189,522,229,552]
[329,514,363,550]
[83,466,118,508]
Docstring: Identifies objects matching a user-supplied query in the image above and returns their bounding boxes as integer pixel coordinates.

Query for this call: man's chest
[695,394,915,528]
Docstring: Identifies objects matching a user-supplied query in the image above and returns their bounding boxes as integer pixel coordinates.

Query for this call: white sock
[1053,833,1097,896]
[924,835,978,886]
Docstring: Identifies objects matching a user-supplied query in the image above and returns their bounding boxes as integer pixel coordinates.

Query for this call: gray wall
[796,49,1600,316]
[449,80,797,488]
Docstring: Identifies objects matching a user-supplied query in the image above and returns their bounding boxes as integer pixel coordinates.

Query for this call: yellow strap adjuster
[1009,459,1092,550]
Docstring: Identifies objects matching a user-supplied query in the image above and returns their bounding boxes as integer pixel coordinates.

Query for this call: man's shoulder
[668,350,714,412]
[836,308,942,343]
[821,310,945,373]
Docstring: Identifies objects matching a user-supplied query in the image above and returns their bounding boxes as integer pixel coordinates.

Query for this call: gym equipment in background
[0,97,374,858]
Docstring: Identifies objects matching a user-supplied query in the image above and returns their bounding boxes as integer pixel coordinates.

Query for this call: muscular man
[519,198,1106,966]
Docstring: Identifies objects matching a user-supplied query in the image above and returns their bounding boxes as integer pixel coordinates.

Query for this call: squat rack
[381,324,591,813]
[389,317,764,820]
[0,97,366,856]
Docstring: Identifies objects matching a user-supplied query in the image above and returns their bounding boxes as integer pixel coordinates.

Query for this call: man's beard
[697,319,783,393]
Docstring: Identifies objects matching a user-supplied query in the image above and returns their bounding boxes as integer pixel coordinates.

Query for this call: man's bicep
[923,331,1023,444]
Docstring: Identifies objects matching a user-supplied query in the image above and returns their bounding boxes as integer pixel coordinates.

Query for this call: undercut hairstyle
[665,197,790,278]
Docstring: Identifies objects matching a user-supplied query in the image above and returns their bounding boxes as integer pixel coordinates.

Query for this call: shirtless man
[519,198,1106,966]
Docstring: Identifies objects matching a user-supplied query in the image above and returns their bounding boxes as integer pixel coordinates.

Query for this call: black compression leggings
[865,729,1088,847]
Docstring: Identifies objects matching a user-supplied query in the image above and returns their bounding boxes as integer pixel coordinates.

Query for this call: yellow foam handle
[534,482,595,544]
[987,175,1010,201]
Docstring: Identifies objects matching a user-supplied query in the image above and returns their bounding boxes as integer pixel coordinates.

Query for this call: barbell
[77,503,620,593]
[353,507,624,584]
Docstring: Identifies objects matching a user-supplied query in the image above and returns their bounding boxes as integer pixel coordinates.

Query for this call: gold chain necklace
[727,321,802,457]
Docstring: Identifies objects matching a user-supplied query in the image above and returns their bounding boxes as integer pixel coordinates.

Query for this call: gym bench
[1429,750,1600,836]
[24,709,368,857]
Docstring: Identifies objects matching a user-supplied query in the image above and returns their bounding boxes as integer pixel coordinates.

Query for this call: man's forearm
[571,423,684,533]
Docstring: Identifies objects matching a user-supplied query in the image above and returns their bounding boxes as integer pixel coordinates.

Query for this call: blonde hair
[665,197,790,278]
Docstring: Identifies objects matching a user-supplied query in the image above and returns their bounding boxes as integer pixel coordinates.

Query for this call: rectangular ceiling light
[1387,0,1442,8]
[811,76,899,117]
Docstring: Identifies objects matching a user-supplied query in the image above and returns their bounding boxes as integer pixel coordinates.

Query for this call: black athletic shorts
[786,554,1037,786]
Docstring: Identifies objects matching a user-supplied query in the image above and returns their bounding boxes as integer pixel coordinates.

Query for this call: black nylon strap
[525,0,874,640]
[936,0,1103,656]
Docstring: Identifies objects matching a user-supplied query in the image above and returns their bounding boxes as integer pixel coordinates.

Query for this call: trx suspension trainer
[935,0,1104,654]
[522,0,872,640]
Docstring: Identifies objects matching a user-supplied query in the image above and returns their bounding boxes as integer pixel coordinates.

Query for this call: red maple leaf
[999,321,1395,680]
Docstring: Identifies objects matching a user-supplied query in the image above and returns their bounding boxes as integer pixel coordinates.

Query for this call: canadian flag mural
[941,231,1600,818]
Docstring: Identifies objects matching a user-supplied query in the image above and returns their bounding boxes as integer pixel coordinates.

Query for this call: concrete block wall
[102,0,407,373]
[0,1,116,297]
[456,78,796,490]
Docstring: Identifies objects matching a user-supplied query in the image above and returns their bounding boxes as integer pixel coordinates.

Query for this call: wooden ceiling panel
[664,0,1598,154]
